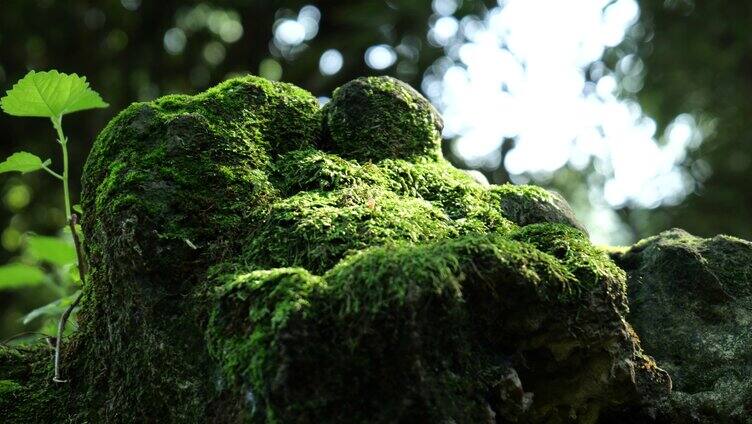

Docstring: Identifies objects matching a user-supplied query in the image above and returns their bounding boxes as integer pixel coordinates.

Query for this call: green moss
[4,74,673,422]
[207,268,325,422]
[321,76,443,162]
[208,227,668,422]
[323,233,575,310]
[158,75,322,156]
[239,185,459,275]
[83,73,321,271]
[269,148,384,196]
[72,75,322,422]
[0,379,22,395]
[511,223,626,302]
[207,235,543,422]
[0,346,66,423]
[268,149,517,245]
[82,75,321,270]
[490,183,588,233]
[379,158,506,224]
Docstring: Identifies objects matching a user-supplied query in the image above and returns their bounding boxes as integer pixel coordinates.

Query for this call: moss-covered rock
[321,76,443,162]
[0,75,688,422]
[491,184,588,235]
[209,226,670,423]
[72,75,321,422]
[612,229,752,423]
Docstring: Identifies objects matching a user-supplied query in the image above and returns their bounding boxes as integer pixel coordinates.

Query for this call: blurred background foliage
[0,0,749,340]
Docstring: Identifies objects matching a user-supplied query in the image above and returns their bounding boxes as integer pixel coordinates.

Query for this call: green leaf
[21,290,80,324]
[21,298,64,324]
[0,263,46,290]
[0,70,108,118]
[0,151,51,174]
[26,235,77,266]
[72,204,83,215]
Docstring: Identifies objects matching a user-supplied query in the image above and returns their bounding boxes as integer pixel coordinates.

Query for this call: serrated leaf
[0,151,50,174]
[21,290,80,324]
[26,235,77,266]
[0,263,46,290]
[0,70,108,118]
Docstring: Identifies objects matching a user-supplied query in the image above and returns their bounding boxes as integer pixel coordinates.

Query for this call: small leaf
[21,298,64,324]
[26,235,77,266]
[72,204,83,215]
[0,70,108,118]
[0,151,50,174]
[21,290,80,324]
[0,263,46,290]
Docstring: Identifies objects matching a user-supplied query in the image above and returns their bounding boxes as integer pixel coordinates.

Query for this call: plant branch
[52,214,86,383]
[41,164,63,180]
[1,331,53,346]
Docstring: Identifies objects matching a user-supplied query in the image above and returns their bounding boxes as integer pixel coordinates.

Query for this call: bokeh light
[432,0,459,16]
[319,49,344,76]
[120,0,141,11]
[275,20,307,46]
[163,28,187,55]
[365,44,397,70]
[259,58,283,81]
[421,0,705,242]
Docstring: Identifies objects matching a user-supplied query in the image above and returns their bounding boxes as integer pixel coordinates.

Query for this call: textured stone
[612,229,752,423]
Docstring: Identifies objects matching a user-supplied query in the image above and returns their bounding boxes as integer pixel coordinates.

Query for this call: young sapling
[0,70,108,382]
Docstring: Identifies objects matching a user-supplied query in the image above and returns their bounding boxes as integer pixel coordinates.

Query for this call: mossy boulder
[2,74,747,423]
[493,184,588,235]
[321,76,443,161]
[612,229,752,423]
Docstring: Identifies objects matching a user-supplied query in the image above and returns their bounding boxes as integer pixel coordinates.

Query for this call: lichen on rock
[2,74,746,423]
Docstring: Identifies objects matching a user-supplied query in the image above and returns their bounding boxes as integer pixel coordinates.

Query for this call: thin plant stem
[52,214,86,383]
[51,116,71,221]
[50,115,83,383]
[41,163,63,180]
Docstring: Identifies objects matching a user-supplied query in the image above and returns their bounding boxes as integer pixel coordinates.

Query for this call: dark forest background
[1,0,750,338]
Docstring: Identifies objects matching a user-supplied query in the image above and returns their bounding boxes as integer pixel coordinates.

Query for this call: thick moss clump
[72,75,322,421]
[0,346,66,424]
[209,226,668,423]
[321,76,443,161]
[612,229,752,423]
[1,75,676,422]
